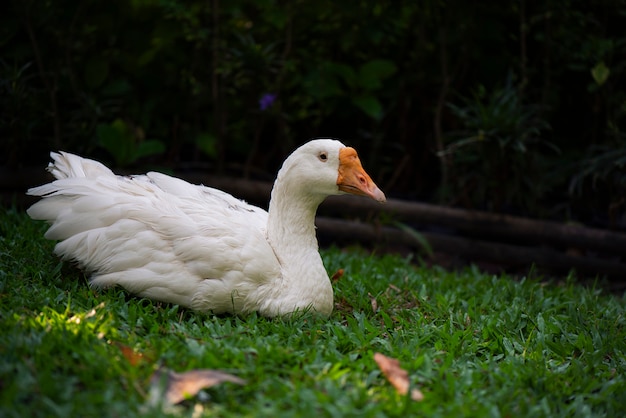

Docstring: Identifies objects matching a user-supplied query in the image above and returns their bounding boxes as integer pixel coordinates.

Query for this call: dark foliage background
[2,0,625,227]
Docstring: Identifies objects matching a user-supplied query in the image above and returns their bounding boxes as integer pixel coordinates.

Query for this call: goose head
[274,139,386,203]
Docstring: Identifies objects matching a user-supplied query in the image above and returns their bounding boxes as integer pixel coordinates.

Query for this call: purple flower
[259,93,277,111]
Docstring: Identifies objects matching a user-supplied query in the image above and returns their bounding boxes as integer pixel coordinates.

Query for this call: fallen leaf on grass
[113,342,151,367]
[331,268,344,282]
[149,368,247,405]
[334,297,354,313]
[387,283,401,293]
[374,352,424,401]
[368,292,378,312]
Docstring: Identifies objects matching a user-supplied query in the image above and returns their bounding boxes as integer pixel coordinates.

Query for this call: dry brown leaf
[113,342,151,367]
[331,268,345,282]
[368,292,378,312]
[374,352,424,401]
[387,283,401,293]
[150,368,247,405]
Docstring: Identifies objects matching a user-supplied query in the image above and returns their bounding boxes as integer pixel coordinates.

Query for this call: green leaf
[591,62,610,86]
[358,59,397,90]
[84,57,110,89]
[352,96,383,120]
[133,140,165,160]
[101,79,132,97]
[97,121,129,166]
[327,62,357,88]
[138,49,157,67]
[196,133,217,158]
[96,119,143,166]
[264,9,289,29]
[303,70,343,99]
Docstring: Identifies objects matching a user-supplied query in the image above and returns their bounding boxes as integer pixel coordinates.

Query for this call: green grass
[1,206,625,417]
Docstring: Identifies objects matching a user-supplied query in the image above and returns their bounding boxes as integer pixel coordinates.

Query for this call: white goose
[27,139,385,317]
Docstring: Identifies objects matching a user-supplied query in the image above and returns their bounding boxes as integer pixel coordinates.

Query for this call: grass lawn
[1,206,625,417]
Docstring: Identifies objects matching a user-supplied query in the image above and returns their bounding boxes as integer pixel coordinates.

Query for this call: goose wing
[27,152,281,314]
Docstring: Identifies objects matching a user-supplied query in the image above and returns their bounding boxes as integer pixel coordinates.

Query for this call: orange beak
[336,147,386,203]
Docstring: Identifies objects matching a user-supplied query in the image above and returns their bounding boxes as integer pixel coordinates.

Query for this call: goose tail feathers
[45,151,115,180]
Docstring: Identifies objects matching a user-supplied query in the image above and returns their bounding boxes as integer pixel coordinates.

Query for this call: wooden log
[321,195,626,256]
[316,217,626,279]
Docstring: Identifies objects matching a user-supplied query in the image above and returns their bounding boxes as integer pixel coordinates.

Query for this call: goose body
[27,139,385,317]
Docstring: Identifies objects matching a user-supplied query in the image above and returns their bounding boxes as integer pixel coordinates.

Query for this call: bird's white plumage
[27,139,380,317]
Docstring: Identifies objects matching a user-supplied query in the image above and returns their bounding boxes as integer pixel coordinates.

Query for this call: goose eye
[318,152,328,162]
